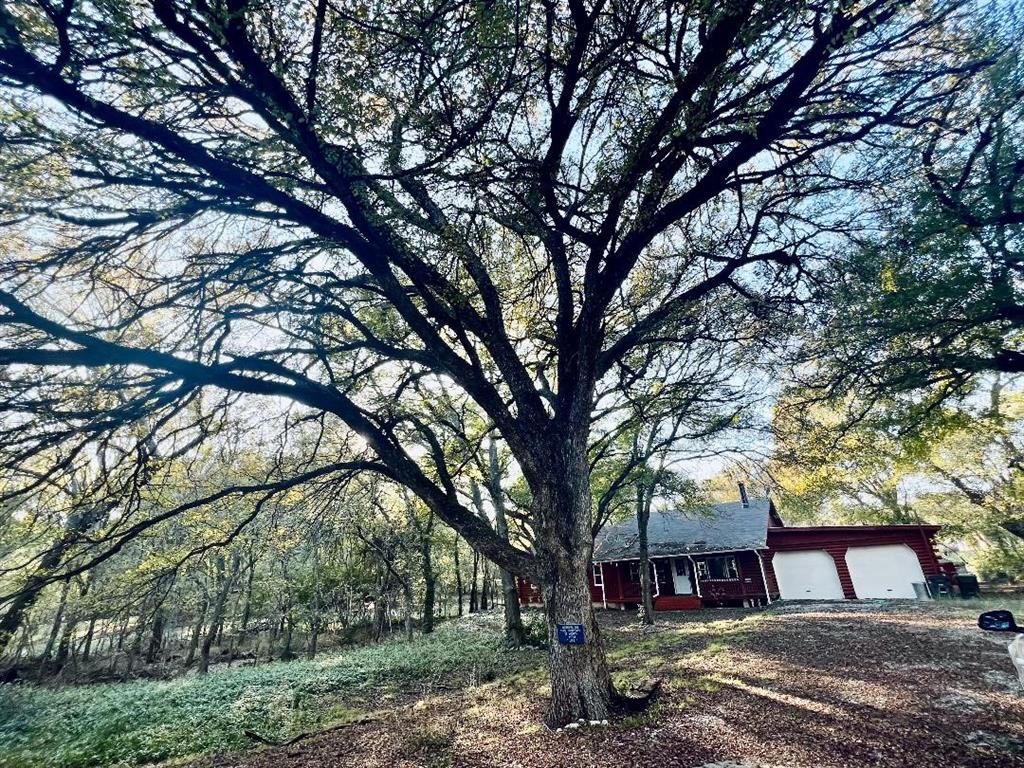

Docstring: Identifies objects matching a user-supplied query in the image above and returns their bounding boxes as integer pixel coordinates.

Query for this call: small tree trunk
[421,534,436,634]
[481,560,492,610]
[199,552,239,674]
[486,439,526,646]
[185,603,206,667]
[281,617,295,659]
[402,581,414,641]
[146,610,166,664]
[307,619,320,660]
[39,579,70,673]
[469,550,479,613]
[637,483,655,625]
[453,539,464,617]
[240,556,256,633]
[81,617,96,662]
[372,573,388,642]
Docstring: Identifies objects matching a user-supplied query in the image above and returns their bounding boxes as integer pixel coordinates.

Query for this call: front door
[672,558,693,595]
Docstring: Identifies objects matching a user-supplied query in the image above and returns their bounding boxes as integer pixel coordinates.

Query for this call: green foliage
[769,378,1024,576]
[0,620,518,768]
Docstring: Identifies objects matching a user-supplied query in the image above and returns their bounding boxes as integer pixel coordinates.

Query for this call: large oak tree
[0,0,979,722]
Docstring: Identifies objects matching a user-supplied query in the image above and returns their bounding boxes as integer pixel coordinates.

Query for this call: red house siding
[517,523,942,610]
[520,551,771,612]
[765,525,942,600]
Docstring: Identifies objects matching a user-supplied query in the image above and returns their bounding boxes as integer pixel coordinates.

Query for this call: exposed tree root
[243,715,377,747]
[613,677,663,715]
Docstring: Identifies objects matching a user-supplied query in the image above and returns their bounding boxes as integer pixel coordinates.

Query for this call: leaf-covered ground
[189,601,1024,768]
[2,601,1022,768]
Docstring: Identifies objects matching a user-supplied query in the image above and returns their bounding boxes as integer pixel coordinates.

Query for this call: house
[518,489,944,610]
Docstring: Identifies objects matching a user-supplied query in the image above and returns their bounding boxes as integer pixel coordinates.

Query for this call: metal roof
[592,499,771,562]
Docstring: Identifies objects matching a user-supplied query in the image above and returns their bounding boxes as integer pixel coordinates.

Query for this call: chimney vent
[738,482,750,507]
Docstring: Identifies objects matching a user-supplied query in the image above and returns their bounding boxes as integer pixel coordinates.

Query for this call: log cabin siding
[517,523,942,610]
[764,525,942,600]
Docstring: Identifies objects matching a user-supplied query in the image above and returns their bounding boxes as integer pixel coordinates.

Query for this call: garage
[772,550,845,600]
[845,544,926,599]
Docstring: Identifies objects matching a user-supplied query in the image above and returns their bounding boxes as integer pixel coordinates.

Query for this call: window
[627,561,663,585]
[628,561,642,583]
[592,563,604,587]
[695,556,739,581]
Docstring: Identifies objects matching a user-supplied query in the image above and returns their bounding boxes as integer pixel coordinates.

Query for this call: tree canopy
[0,0,992,723]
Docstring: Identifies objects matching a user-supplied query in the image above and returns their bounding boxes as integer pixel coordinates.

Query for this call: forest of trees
[0,0,1020,729]
[1,455,518,683]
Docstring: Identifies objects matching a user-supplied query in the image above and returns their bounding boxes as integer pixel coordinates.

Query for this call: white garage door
[845,544,926,599]
[773,550,845,600]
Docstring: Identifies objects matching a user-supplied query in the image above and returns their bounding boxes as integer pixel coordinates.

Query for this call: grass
[0,617,533,768]
[3,598,1017,768]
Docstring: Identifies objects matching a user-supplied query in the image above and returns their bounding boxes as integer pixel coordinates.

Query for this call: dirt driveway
[192,602,1024,768]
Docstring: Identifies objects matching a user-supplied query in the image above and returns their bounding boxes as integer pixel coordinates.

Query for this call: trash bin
[927,574,951,598]
[955,574,981,598]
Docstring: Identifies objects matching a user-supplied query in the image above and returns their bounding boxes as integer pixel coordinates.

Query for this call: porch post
[755,549,772,605]
[686,555,702,598]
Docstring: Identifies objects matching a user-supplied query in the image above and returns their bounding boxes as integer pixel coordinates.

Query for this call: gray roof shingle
[592,499,771,562]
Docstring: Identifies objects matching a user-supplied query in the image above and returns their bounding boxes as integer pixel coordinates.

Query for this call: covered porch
[590,549,773,610]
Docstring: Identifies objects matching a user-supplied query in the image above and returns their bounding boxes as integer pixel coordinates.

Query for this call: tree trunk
[540,555,616,726]
[39,579,70,673]
[636,483,655,625]
[240,555,256,633]
[81,617,96,662]
[146,610,166,664]
[453,538,464,617]
[421,531,436,634]
[402,580,414,641]
[307,618,320,660]
[281,617,295,659]
[482,560,492,610]
[486,439,526,646]
[185,603,206,667]
[469,549,479,613]
[199,552,239,674]
[534,457,617,727]
[372,572,388,642]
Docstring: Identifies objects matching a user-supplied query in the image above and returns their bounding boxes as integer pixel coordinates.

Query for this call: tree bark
[486,440,526,647]
[146,610,166,664]
[402,579,414,641]
[81,616,96,662]
[421,530,436,634]
[481,559,492,610]
[199,551,240,674]
[372,571,388,642]
[534,451,617,727]
[185,602,207,667]
[636,482,655,625]
[39,579,70,673]
[469,549,479,613]
[453,539,464,617]
[540,555,615,726]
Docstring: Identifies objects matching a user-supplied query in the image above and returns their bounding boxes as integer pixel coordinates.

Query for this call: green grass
[0,619,528,768]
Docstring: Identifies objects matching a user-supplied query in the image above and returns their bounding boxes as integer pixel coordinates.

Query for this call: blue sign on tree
[556,623,585,644]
